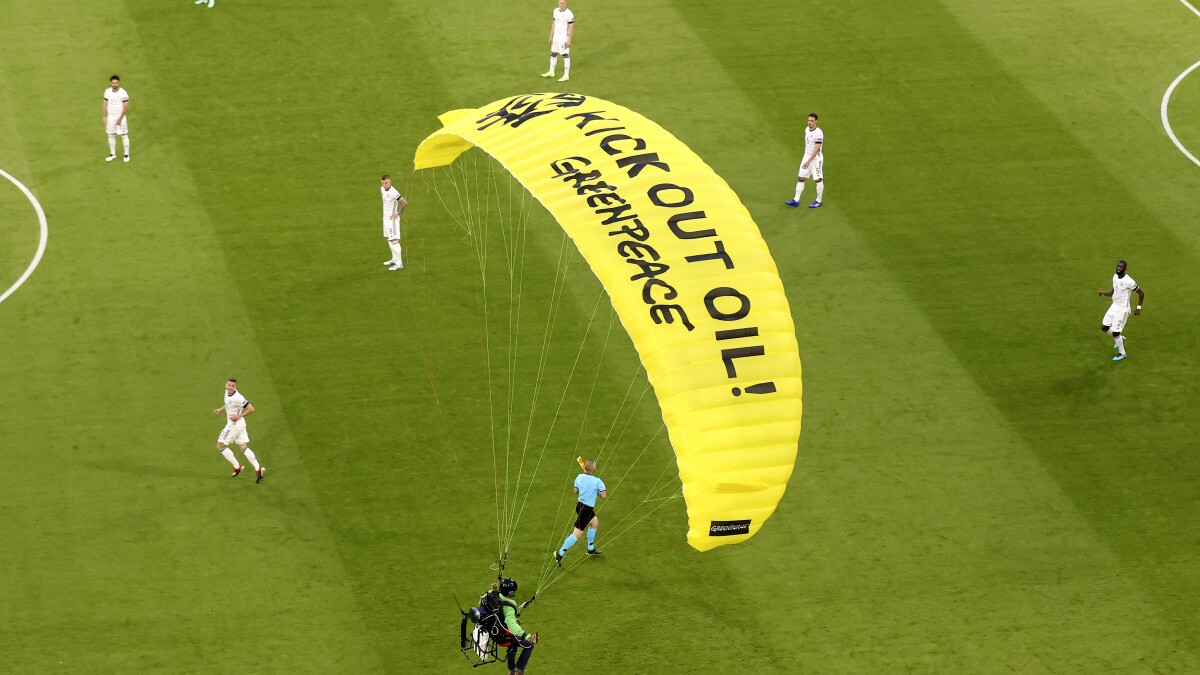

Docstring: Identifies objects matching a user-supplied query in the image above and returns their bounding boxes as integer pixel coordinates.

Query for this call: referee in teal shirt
[555,459,607,564]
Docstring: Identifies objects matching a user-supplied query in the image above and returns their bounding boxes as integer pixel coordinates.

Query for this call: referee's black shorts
[573,501,596,530]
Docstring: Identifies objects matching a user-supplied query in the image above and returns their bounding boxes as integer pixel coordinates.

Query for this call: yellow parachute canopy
[413,94,802,552]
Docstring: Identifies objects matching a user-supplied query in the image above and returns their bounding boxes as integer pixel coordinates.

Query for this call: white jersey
[224,390,249,422]
[1110,274,1139,309]
[804,125,824,161]
[104,87,129,119]
[552,7,574,42]
[382,186,403,219]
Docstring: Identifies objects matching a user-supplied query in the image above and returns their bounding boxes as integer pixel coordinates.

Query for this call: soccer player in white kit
[541,0,575,82]
[786,113,824,209]
[380,174,407,271]
[213,378,266,482]
[1098,259,1144,362]
[103,75,130,163]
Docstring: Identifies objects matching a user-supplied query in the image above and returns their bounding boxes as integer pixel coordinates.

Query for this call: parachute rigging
[413,93,804,556]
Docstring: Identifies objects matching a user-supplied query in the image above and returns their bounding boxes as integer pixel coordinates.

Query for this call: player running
[1099,259,1144,362]
[213,378,266,482]
[554,458,606,564]
[786,113,824,208]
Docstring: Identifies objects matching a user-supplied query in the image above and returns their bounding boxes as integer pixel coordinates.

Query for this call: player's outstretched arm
[1098,288,1113,297]
[213,405,226,415]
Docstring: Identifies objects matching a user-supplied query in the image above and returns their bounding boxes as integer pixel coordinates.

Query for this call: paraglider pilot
[491,578,537,674]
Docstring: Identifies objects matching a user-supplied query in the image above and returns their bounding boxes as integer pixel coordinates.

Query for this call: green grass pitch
[3,0,1200,672]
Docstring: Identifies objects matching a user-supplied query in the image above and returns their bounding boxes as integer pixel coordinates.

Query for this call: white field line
[0,168,48,305]
[1161,1,1200,167]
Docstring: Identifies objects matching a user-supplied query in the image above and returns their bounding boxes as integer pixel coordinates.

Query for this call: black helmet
[500,578,518,597]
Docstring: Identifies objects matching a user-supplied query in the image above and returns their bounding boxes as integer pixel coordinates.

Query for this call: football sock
[549,54,558,73]
[220,447,239,468]
[388,240,403,263]
[559,533,578,555]
[1115,336,1125,355]
[586,527,597,550]
[108,135,116,156]
[563,56,571,76]
[121,135,130,157]
[793,181,805,202]
[815,181,824,202]
[242,448,261,472]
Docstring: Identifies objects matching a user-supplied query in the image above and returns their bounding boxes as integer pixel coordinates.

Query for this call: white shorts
[1102,305,1130,333]
[106,118,128,135]
[798,155,823,180]
[383,218,401,240]
[552,40,571,55]
[218,419,249,446]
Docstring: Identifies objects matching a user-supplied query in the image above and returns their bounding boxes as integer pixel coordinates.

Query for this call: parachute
[413,93,802,552]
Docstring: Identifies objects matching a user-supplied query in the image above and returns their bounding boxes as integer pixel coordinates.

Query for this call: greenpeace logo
[709,520,751,536]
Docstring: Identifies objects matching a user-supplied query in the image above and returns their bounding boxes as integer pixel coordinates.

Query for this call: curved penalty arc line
[0,168,48,305]
[1161,60,1200,169]
[1162,1,1200,167]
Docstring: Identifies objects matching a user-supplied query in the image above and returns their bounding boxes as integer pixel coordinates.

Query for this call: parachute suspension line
[507,184,534,487]
[597,423,667,507]
[536,483,683,596]
[500,233,574,560]
[589,363,646,467]
[456,156,480,242]
[569,311,620,461]
[531,355,667,592]
[495,166,522,569]
[423,166,470,237]
[474,152,511,567]
[506,184,534,550]
[586,426,681,576]
[531,308,618,583]
[452,187,667,593]
[536,424,672,592]
[404,170,465,469]
[598,481,682,544]
[533,420,674,594]
[495,163,530,565]
[506,288,614,557]
[641,453,684,503]
[433,152,679,584]
[494,167,516,474]
[503,287,609,556]
[594,379,656,471]
[445,153,507,568]
[496,233,571,557]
